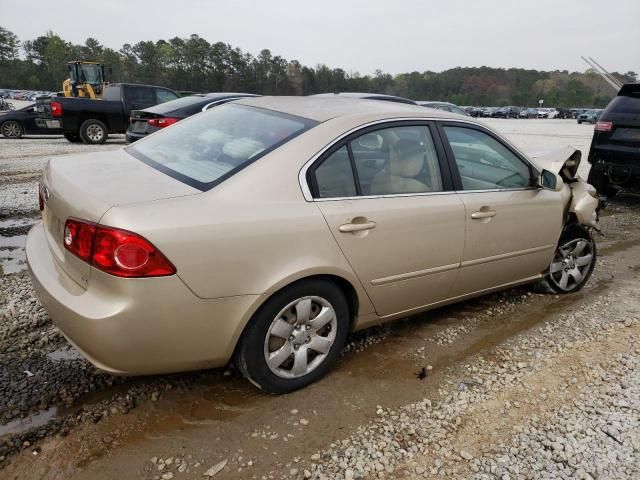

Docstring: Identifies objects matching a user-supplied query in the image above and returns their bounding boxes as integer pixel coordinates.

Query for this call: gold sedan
[27,96,598,392]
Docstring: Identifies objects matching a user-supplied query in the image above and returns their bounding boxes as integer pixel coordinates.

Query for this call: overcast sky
[3,0,639,75]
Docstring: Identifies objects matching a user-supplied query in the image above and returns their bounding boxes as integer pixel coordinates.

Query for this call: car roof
[233,96,461,123]
[311,92,417,105]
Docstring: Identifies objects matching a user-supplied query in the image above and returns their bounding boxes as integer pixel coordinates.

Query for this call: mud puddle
[0,216,37,275]
[0,407,59,437]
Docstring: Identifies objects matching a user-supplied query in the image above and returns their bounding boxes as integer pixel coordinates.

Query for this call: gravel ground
[300,285,640,480]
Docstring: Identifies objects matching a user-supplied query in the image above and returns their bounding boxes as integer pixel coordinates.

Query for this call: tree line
[0,26,636,107]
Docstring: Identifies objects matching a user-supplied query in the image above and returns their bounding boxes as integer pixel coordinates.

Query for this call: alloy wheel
[263,296,337,379]
[548,238,594,292]
[1,121,22,138]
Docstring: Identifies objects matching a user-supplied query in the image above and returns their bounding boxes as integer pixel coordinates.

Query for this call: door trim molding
[461,244,554,269]
[371,262,460,286]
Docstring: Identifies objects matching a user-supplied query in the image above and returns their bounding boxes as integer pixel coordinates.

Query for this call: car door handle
[339,221,377,233]
[471,210,497,219]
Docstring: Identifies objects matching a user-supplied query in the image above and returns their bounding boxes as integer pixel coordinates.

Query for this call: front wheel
[235,279,350,393]
[79,119,108,144]
[536,225,596,294]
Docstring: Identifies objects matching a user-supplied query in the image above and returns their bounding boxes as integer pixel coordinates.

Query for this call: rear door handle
[471,210,497,219]
[339,221,376,233]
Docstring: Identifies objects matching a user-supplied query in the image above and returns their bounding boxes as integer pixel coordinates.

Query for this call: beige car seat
[370,139,430,195]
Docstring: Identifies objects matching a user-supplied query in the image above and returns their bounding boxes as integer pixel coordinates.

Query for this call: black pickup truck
[35,83,179,144]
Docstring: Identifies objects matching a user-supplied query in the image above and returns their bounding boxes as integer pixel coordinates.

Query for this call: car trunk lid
[40,149,200,288]
[129,109,162,134]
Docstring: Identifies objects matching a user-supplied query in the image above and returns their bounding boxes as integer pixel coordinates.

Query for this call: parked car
[555,108,573,119]
[577,109,602,124]
[467,107,485,117]
[27,97,599,393]
[126,92,259,143]
[482,107,498,117]
[35,83,179,144]
[519,108,539,119]
[493,106,522,119]
[312,92,417,105]
[417,101,469,116]
[587,84,640,197]
[1,103,63,138]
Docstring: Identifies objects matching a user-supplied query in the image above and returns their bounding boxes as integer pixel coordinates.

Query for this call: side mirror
[539,169,558,190]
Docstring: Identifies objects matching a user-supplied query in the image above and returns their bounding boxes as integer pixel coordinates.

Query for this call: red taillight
[147,117,178,128]
[51,101,63,117]
[594,121,613,132]
[63,218,176,278]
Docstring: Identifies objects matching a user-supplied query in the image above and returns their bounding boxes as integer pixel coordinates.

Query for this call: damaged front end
[531,146,600,230]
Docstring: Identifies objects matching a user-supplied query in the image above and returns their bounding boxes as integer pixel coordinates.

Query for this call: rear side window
[127,104,315,191]
[128,86,155,104]
[443,126,532,190]
[314,147,357,198]
[312,125,444,198]
[156,88,178,104]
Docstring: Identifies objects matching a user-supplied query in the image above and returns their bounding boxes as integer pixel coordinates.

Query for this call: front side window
[312,125,444,198]
[443,126,532,190]
[128,104,314,190]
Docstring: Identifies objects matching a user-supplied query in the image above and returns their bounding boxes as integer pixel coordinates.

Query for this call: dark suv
[587,84,640,197]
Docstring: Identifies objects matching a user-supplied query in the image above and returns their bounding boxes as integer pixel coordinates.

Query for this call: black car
[126,93,259,143]
[312,92,417,105]
[417,101,469,116]
[0,103,63,138]
[587,84,640,197]
[493,106,522,119]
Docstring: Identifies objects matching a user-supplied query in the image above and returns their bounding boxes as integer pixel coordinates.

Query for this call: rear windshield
[607,95,640,114]
[127,104,316,190]
[602,94,640,123]
[143,95,207,115]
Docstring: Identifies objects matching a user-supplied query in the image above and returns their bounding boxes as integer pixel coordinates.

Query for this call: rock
[460,450,473,460]
[203,459,228,477]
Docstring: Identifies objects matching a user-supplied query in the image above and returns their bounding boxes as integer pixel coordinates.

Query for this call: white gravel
[300,280,640,480]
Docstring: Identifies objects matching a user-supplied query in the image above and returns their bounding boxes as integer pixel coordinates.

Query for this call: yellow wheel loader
[63,61,109,99]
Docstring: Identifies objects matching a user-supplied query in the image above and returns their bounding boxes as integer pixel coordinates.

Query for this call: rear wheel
[64,132,82,143]
[536,225,596,294]
[235,279,350,393]
[1,120,23,139]
[79,119,108,144]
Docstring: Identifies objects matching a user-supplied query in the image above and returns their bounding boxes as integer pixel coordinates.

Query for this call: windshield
[78,64,103,84]
[127,104,316,190]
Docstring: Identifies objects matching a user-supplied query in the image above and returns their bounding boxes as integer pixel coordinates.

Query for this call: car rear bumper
[26,221,262,375]
[125,131,146,143]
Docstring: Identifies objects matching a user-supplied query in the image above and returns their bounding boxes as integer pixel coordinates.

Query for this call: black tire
[577,120,582,124]
[235,279,350,394]
[64,132,82,143]
[79,119,108,144]
[1,120,23,139]
[535,224,596,294]
[587,168,618,198]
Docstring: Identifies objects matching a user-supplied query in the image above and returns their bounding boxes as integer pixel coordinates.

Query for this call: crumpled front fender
[569,180,599,227]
